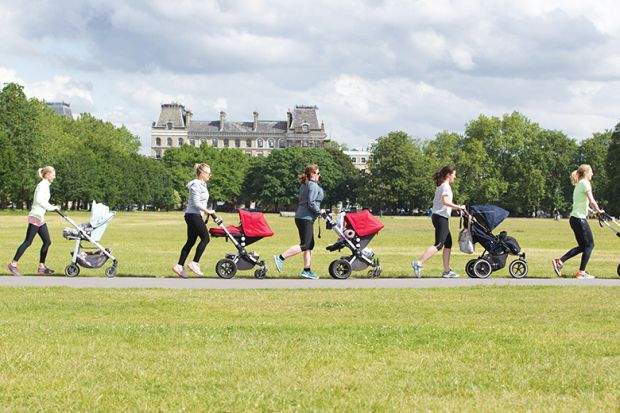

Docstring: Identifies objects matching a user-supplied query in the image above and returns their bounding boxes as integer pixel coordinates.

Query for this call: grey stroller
[598,212,620,277]
[58,200,118,277]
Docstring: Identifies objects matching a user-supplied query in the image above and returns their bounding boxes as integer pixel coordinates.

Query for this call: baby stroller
[323,210,384,279]
[209,209,274,279]
[597,212,620,277]
[462,205,528,279]
[58,200,118,277]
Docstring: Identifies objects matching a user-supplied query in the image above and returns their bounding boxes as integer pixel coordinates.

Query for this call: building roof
[291,106,321,129]
[189,120,288,134]
[46,102,72,118]
[155,103,186,128]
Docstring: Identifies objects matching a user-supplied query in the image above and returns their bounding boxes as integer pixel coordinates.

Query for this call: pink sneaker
[172,264,187,278]
[187,261,204,276]
[7,262,21,276]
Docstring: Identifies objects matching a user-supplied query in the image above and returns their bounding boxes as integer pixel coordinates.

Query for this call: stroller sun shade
[469,205,509,231]
[344,210,384,237]
[239,209,274,237]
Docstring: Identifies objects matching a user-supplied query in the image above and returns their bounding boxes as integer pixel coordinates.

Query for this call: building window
[190,138,195,146]
[278,139,285,148]
[155,149,161,159]
[224,139,229,147]
[268,138,275,148]
[302,123,309,133]
[235,139,240,148]
[257,138,264,148]
[212,138,218,147]
[201,138,206,145]
[246,139,252,148]
[155,137,161,146]
[302,140,308,147]
[178,138,184,146]
[167,137,173,147]
[351,157,357,163]
[167,122,172,130]
[257,152,264,157]
[361,157,366,163]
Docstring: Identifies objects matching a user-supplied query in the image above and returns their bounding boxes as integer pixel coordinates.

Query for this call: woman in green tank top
[551,164,603,279]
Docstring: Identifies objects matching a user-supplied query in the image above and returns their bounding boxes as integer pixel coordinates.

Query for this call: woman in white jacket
[172,163,215,278]
[7,166,60,276]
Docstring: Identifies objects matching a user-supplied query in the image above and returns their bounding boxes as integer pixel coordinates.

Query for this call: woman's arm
[442,194,465,211]
[586,190,603,214]
[307,184,322,214]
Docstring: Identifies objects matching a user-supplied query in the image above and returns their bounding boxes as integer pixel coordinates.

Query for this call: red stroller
[209,209,274,279]
[323,210,384,279]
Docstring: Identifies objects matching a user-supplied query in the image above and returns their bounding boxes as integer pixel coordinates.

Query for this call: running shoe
[576,271,595,279]
[187,261,204,276]
[300,270,319,280]
[274,255,284,273]
[411,261,422,278]
[7,262,21,276]
[172,264,188,278]
[37,265,55,275]
[442,269,460,278]
[551,259,563,277]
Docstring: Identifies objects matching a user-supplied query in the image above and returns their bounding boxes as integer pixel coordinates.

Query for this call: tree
[577,131,612,209]
[606,120,620,215]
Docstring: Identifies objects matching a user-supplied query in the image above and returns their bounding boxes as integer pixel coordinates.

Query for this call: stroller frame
[323,212,382,279]
[209,213,268,279]
[598,212,620,277]
[57,209,118,277]
[462,208,528,279]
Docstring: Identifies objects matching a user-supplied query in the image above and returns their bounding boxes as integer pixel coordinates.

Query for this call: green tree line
[1,83,619,215]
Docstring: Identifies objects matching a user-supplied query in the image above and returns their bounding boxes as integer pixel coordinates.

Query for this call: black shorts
[432,214,452,250]
[295,218,315,251]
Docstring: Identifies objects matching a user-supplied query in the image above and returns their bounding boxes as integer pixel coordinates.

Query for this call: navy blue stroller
[462,205,528,278]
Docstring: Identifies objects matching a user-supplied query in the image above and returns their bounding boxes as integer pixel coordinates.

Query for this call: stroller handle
[55,209,68,219]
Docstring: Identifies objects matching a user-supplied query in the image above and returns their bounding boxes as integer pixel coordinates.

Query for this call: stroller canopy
[469,205,509,231]
[89,200,115,242]
[345,210,384,237]
[238,209,274,237]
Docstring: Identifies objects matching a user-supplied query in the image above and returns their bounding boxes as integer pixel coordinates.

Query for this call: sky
[1,0,620,154]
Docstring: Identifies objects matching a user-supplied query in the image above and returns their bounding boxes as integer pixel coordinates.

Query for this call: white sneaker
[442,269,460,278]
[575,271,595,279]
[172,264,188,278]
[412,261,422,278]
[187,261,204,276]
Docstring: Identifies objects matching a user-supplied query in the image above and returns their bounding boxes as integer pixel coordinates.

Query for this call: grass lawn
[0,211,618,278]
[0,287,619,411]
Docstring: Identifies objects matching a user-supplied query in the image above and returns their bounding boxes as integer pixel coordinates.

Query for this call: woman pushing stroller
[552,164,604,279]
[412,165,466,278]
[172,163,215,278]
[7,166,60,276]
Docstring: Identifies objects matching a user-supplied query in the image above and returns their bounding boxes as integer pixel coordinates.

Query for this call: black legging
[178,214,210,266]
[560,216,594,271]
[295,218,315,251]
[432,214,452,250]
[13,223,52,263]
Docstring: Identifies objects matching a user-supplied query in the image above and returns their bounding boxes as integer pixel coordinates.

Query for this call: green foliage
[606,121,620,215]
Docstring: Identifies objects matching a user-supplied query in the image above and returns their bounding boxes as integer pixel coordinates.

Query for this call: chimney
[287,108,292,129]
[253,111,259,132]
[219,111,226,132]
[185,109,192,128]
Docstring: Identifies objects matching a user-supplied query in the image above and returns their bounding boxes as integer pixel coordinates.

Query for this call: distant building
[150,103,328,159]
[344,149,372,172]
[46,101,72,118]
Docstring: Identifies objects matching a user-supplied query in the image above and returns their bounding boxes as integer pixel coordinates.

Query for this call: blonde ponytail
[194,163,210,178]
[570,164,591,186]
[38,166,55,180]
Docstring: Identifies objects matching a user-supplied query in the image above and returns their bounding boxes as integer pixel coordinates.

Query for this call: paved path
[1,276,619,289]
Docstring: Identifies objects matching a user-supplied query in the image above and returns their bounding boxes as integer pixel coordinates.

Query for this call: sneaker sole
[551,260,562,277]
[274,256,283,273]
[7,265,21,276]
[172,267,188,279]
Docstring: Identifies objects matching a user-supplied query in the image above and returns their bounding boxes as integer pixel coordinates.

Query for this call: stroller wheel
[64,264,80,277]
[105,266,117,278]
[329,259,352,280]
[617,263,620,277]
[465,259,477,278]
[254,268,267,279]
[509,259,528,279]
[215,258,237,279]
[473,259,492,279]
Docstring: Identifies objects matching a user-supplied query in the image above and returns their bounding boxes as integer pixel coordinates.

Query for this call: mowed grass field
[0,287,619,411]
[0,211,618,278]
[1,212,620,411]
